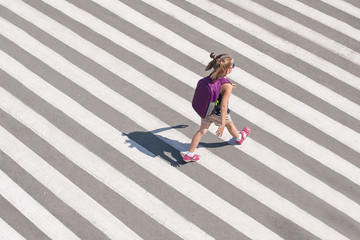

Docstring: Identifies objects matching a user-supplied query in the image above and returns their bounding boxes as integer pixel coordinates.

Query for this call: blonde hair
[205,52,233,81]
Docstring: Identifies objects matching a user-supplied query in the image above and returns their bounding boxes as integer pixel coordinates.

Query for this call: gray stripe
[0,72,181,240]
[0,43,343,239]
[0,36,310,239]
[166,0,360,106]
[0,143,106,240]
[199,116,360,239]
[0,71,276,239]
[229,109,360,203]
[35,0,360,172]
[5,0,360,226]
[67,0,205,79]
[208,0,360,79]
[251,0,360,50]
[0,182,49,240]
[21,0,198,103]
[34,0,360,140]
[139,0,360,159]
[0,42,246,236]
[1,0,360,239]
[296,0,360,29]
[70,0,360,136]
[236,87,360,167]
[344,0,360,8]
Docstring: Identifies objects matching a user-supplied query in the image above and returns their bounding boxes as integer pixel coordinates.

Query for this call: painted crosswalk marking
[318,0,360,19]
[187,0,360,91]
[0,85,214,240]
[2,0,358,191]
[0,125,142,240]
[2,7,360,229]
[51,0,360,185]
[226,0,360,65]
[0,218,26,240]
[0,0,359,239]
[0,33,351,240]
[0,169,80,240]
[270,0,360,41]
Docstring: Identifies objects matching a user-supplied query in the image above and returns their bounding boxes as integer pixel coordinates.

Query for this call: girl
[184,52,250,162]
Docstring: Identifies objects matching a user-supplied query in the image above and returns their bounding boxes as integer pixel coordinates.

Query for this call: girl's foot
[183,153,200,162]
[236,127,251,144]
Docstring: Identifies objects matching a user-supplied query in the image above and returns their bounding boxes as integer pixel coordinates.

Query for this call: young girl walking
[184,52,250,162]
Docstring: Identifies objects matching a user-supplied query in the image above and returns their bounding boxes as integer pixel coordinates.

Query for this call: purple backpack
[192,76,222,118]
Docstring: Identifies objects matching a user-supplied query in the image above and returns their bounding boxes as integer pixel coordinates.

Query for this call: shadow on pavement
[124,124,230,167]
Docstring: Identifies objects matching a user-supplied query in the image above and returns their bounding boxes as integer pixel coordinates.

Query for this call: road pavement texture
[1,0,360,239]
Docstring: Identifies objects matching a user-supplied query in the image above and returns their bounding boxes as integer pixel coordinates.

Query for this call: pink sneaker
[237,127,251,144]
[183,153,200,162]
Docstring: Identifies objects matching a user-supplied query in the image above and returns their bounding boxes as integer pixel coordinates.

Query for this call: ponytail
[205,52,233,81]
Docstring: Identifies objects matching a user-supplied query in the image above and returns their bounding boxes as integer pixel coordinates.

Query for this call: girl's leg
[226,120,251,144]
[188,121,211,153]
[225,120,240,138]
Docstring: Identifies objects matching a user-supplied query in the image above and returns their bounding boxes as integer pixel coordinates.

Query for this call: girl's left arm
[216,84,232,137]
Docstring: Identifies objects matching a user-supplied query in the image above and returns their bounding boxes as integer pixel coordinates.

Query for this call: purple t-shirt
[213,78,232,116]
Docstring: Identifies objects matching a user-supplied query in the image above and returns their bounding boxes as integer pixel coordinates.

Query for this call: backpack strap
[219,78,231,85]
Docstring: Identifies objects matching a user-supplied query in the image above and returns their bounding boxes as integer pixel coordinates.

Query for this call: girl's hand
[231,83,238,89]
[216,125,225,137]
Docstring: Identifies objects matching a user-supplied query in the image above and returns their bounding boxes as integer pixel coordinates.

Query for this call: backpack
[192,75,222,118]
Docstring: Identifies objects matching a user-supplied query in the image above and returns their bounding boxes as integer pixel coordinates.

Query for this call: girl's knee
[198,128,208,135]
[197,122,210,136]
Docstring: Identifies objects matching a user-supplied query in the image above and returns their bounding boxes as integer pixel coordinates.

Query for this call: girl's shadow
[124,125,229,167]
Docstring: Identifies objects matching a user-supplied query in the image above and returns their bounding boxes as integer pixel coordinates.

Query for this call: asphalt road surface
[1,0,360,239]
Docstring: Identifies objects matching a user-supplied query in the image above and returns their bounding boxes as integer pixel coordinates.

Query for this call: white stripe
[2,0,359,220]
[0,56,282,240]
[272,0,360,42]
[89,0,360,122]
[0,126,142,240]
[225,0,360,65]
[5,0,358,186]
[0,80,211,240]
[130,0,360,152]
[129,0,360,150]
[0,90,213,240]
[0,218,25,240]
[182,0,360,94]
[0,169,79,240]
[0,0,358,233]
[320,0,360,19]
[216,126,360,223]
[19,19,359,224]
[0,47,348,240]
[0,22,354,240]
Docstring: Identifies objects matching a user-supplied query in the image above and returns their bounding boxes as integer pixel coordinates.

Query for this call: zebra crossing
[0,0,359,239]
